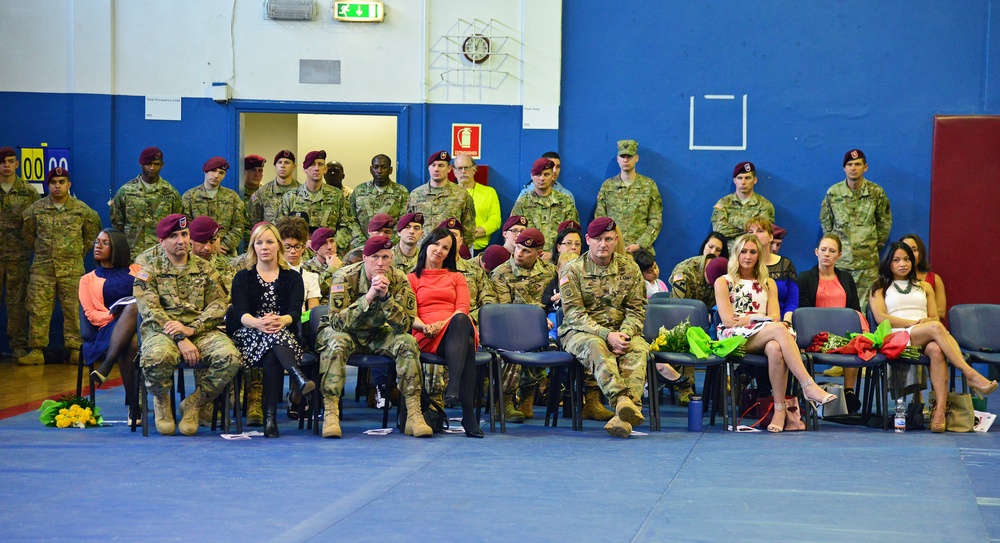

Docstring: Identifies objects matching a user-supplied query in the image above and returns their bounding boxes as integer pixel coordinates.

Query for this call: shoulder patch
[672,273,684,282]
[137,271,150,281]
[559,275,569,286]
[331,284,345,293]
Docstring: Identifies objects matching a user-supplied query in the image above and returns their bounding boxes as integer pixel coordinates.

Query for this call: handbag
[738,394,805,431]
[420,390,449,433]
[930,391,975,433]
[905,402,925,430]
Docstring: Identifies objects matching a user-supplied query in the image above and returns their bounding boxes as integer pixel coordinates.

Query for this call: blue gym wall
[1,1,997,351]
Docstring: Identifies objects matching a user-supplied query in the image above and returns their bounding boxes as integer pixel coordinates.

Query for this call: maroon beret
[244,155,266,169]
[397,212,424,233]
[482,245,511,272]
[530,158,555,176]
[0,147,16,160]
[438,217,463,232]
[772,225,787,240]
[309,227,335,251]
[368,213,395,232]
[156,214,189,239]
[558,220,581,234]
[705,257,729,286]
[274,149,296,164]
[503,215,528,232]
[303,150,327,169]
[138,146,163,165]
[202,156,230,173]
[733,161,755,177]
[363,235,393,257]
[427,150,450,166]
[587,217,616,238]
[46,167,70,182]
[515,228,545,248]
[459,244,472,260]
[843,148,866,166]
[189,216,221,243]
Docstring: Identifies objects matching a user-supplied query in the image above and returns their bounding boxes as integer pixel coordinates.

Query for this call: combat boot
[581,387,614,421]
[604,415,632,438]
[322,396,342,438]
[615,394,645,427]
[246,382,263,427]
[503,393,525,423]
[152,393,176,436]
[403,395,432,437]
[178,389,206,436]
[17,350,45,366]
[517,385,536,419]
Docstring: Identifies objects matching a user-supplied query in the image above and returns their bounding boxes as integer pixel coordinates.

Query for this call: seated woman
[231,222,315,438]
[81,228,141,423]
[407,227,483,438]
[715,234,836,432]
[797,234,863,413]
[745,217,798,323]
[900,234,947,322]
[869,242,997,433]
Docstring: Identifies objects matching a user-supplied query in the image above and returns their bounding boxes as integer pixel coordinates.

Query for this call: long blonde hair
[245,222,289,270]
[727,234,769,294]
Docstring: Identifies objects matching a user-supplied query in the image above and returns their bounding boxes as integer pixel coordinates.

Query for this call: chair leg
[645,358,659,431]
[76,351,85,398]
[728,360,740,431]
[574,363,584,431]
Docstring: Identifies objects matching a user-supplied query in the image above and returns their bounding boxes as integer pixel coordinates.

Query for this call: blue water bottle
[688,396,704,431]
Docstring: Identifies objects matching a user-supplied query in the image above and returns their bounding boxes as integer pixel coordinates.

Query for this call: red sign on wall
[451,123,482,159]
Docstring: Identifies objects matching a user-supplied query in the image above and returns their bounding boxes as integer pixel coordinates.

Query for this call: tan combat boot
[322,396,342,438]
[246,382,263,427]
[582,387,614,421]
[178,389,205,436]
[503,393,525,423]
[604,415,632,438]
[17,350,45,366]
[517,385,536,419]
[403,395,432,437]
[152,393,176,436]
[615,395,645,427]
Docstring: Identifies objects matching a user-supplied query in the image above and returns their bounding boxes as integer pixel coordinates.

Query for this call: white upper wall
[0,0,560,106]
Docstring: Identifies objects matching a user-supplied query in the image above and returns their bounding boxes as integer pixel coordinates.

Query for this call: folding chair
[949,304,1000,380]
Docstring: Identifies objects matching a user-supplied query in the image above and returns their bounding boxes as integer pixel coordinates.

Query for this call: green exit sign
[333,2,384,22]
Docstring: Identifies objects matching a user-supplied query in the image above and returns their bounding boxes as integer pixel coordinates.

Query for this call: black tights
[95,304,139,417]
[435,313,478,430]
[261,345,300,410]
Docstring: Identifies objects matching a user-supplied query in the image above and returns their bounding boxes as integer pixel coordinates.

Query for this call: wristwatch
[172,332,186,343]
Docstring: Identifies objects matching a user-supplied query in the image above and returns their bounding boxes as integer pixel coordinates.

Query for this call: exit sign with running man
[333,2,384,22]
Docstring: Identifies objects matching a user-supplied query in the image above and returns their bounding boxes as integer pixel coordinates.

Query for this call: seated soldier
[301,227,343,301]
[392,212,424,274]
[367,213,395,239]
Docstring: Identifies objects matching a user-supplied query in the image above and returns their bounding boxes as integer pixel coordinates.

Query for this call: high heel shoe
[289,366,316,397]
[655,363,693,389]
[970,380,999,398]
[90,370,109,388]
[768,403,786,433]
[801,380,837,408]
[930,411,947,433]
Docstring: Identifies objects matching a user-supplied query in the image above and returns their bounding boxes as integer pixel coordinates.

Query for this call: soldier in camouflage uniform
[594,140,662,255]
[0,146,39,359]
[511,158,579,261]
[181,157,245,257]
[301,227,342,302]
[711,162,775,243]
[405,150,476,245]
[669,254,718,308]
[134,214,240,436]
[391,212,424,274]
[248,149,299,227]
[315,236,432,438]
[276,150,364,253]
[491,228,557,421]
[559,218,648,438]
[110,147,183,260]
[19,168,102,366]
[820,149,892,307]
[349,154,409,238]
[241,155,266,247]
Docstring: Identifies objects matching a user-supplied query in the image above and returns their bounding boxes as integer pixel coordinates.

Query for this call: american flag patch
[559,276,569,286]
[137,271,149,281]
[331,284,345,293]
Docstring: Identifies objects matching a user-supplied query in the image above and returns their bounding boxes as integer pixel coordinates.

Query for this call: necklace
[892,280,912,295]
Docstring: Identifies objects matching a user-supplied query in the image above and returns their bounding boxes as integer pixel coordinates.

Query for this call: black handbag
[421,390,449,433]
[905,402,925,431]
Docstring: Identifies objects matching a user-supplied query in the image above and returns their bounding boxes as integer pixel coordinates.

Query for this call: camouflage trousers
[26,273,81,350]
[0,260,30,352]
[140,330,240,398]
[562,331,648,403]
[317,326,422,399]
[848,267,878,312]
[424,364,448,397]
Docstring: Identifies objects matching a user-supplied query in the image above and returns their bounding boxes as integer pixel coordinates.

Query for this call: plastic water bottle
[688,396,704,432]
[894,398,906,433]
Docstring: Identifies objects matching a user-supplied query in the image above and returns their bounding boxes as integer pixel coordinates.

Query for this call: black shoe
[463,419,484,438]
[286,392,301,421]
[374,382,389,409]
[264,405,279,438]
[662,375,693,389]
[845,390,861,414]
[444,395,460,408]
[90,370,108,387]
[290,366,315,397]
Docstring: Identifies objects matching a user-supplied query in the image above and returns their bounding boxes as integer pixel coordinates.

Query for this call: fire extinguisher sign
[451,124,482,159]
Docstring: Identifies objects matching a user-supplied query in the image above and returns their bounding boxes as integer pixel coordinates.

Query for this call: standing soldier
[315,236,432,438]
[392,212,423,274]
[242,155,266,246]
[711,161,775,243]
[0,146,39,360]
[406,150,476,245]
[277,150,364,251]
[511,157,579,261]
[559,218,649,438]
[594,140,662,254]
[134,214,241,436]
[249,149,299,226]
[182,157,245,257]
[19,168,102,366]
[110,146,182,259]
[820,149,892,306]
[349,154,409,237]
[517,151,575,205]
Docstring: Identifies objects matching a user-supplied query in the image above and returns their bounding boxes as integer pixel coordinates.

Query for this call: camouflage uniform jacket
[133,253,229,343]
[22,195,102,278]
[181,184,246,256]
[406,181,476,245]
[201,253,236,295]
[391,244,419,275]
[510,190,580,252]
[819,178,892,271]
[594,173,662,252]
[1,177,40,262]
[324,261,415,338]
[110,176,183,259]
[457,257,497,324]
[248,178,299,225]
[349,180,410,237]
[558,252,646,341]
[668,255,715,307]
[710,192,775,240]
[491,257,557,308]
[302,254,337,302]
[135,244,165,268]
[277,182,364,252]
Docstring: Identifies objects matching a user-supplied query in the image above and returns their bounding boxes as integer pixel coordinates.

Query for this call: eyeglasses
[93,240,111,247]
[283,244,303,252]
[559,241,582,248]
[454,166,475,171]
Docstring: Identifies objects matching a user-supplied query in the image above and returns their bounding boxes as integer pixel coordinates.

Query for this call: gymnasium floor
[1,358,998,542]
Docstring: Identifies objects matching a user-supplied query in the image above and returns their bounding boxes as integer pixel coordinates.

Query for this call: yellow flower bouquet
[38,395,103,428]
